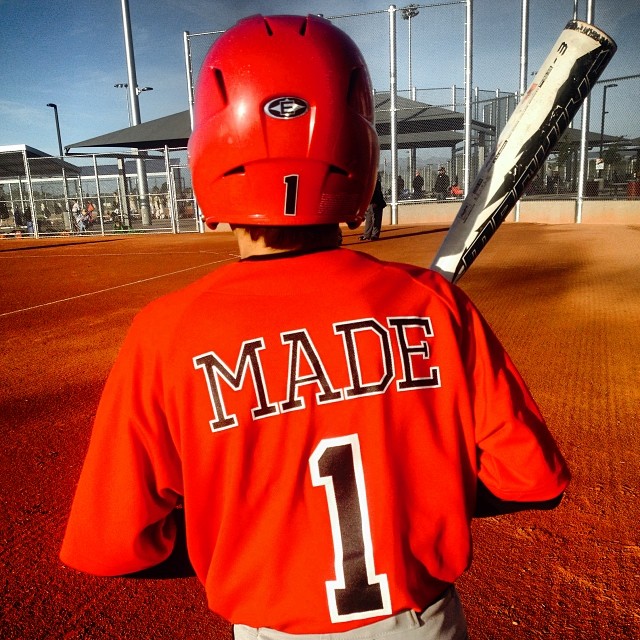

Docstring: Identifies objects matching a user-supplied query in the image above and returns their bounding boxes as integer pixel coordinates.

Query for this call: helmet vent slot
[328,165,349,177]
[262,18,274,36]
[209,67,228,110]
[299,18,308,35]
[347,69,362,107]
[223,165,245,177]
[346,68,372,117]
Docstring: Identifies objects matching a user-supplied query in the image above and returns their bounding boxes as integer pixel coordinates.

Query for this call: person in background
[434,166,450,200]
[360,173,387,241]
[412,170,425,198]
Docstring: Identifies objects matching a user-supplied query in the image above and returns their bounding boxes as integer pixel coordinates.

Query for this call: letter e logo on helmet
[264,97,309,119]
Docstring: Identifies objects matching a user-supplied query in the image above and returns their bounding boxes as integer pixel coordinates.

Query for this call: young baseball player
[60,14,570,639]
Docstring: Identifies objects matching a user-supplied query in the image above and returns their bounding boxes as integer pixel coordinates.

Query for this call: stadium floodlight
[114,84,153,125]
[401,4,420,97]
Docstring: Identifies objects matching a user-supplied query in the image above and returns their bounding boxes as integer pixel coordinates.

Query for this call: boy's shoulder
[134,263,235,328]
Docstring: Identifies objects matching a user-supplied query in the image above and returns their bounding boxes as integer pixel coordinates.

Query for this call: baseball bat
[430,20,616,284]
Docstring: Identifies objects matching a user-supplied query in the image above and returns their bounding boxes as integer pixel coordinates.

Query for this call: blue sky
[1,0,637,156]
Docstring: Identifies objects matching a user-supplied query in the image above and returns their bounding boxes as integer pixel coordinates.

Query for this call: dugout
[0,144,82,237]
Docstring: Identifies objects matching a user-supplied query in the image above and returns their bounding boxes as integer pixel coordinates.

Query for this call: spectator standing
[434,167,450,200]
[360,173,387,241]
[412,170,425,198]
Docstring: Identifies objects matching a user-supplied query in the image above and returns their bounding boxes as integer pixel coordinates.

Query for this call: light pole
[113,82,154,226]
[114,83,131,125]
[401,4,420,99]
[401,4,420,190]
[120,0,152,227]
[46,103,63,156]
[114,83,153,127]
[46,103,70,227]
[599,83,617,158]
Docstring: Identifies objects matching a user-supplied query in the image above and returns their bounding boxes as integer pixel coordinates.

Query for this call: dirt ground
[1,224,638,639]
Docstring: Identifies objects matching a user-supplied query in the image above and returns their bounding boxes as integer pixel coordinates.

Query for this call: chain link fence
[2,4,637,237]
[185,5,638,217]
[0,148,198,238]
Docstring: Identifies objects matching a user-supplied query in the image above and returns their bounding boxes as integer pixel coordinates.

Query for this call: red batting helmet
[188,14,379,229]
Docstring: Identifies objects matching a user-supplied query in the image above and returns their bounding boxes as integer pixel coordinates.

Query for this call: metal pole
[401,4,419,97]
[515,0,529,222]
[183,30,204,233]
[121,0,140,127]
[22,148,38,238]
[184,31,195,131]
[463,0,473,197]
[519,0,529,99]
[599,84,617,157]
[389,5,399,224]
[46,103,63,156]
[408,14,413,94]
[114,83,132,126]
[164,146,179,234]
[46,103,70,227]
[120,0,151,226]
[93,155,105,236]
[599,87,607,158]
[576,0,595,223]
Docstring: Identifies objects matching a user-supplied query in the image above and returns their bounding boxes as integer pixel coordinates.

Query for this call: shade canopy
[65,111,193,152]
[0,144,81,179]
[64,93,625,155]
[66,94,496,153]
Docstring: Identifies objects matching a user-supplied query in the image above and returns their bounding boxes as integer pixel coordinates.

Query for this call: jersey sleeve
[452,284,571,505]
[60,312,184,576]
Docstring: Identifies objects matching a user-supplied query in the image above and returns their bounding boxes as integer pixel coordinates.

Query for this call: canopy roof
[66,94,496,153]
[65,111,192,152]
[63,93,625,155]
[0,144,80,179]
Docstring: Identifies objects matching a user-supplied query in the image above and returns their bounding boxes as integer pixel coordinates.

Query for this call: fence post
[164,146,178,234]
[92,155,105,235]
[515,0,530,223]
[22,149,38,238]
[388,5,398,225]
[463,0,473,197]
[575,0,596,223]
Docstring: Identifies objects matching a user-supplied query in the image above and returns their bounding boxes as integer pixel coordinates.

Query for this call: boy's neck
[233,227,300,259]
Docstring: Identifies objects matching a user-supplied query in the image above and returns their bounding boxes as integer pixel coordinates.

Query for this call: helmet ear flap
[198,211,218,231]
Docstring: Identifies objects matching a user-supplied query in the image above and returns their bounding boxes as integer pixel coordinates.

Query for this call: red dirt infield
[1,224,638,639]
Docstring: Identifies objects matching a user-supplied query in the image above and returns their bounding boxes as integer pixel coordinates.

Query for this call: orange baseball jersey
[60,248,570,633]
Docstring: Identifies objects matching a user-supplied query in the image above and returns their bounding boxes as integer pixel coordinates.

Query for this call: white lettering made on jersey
[192,316,441,432]
[388,317,441,390]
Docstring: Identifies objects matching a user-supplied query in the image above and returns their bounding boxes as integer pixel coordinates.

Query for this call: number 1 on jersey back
[310,434,392,623]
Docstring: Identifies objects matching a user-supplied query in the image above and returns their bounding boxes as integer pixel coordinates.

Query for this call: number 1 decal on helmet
[283,175,299,216]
